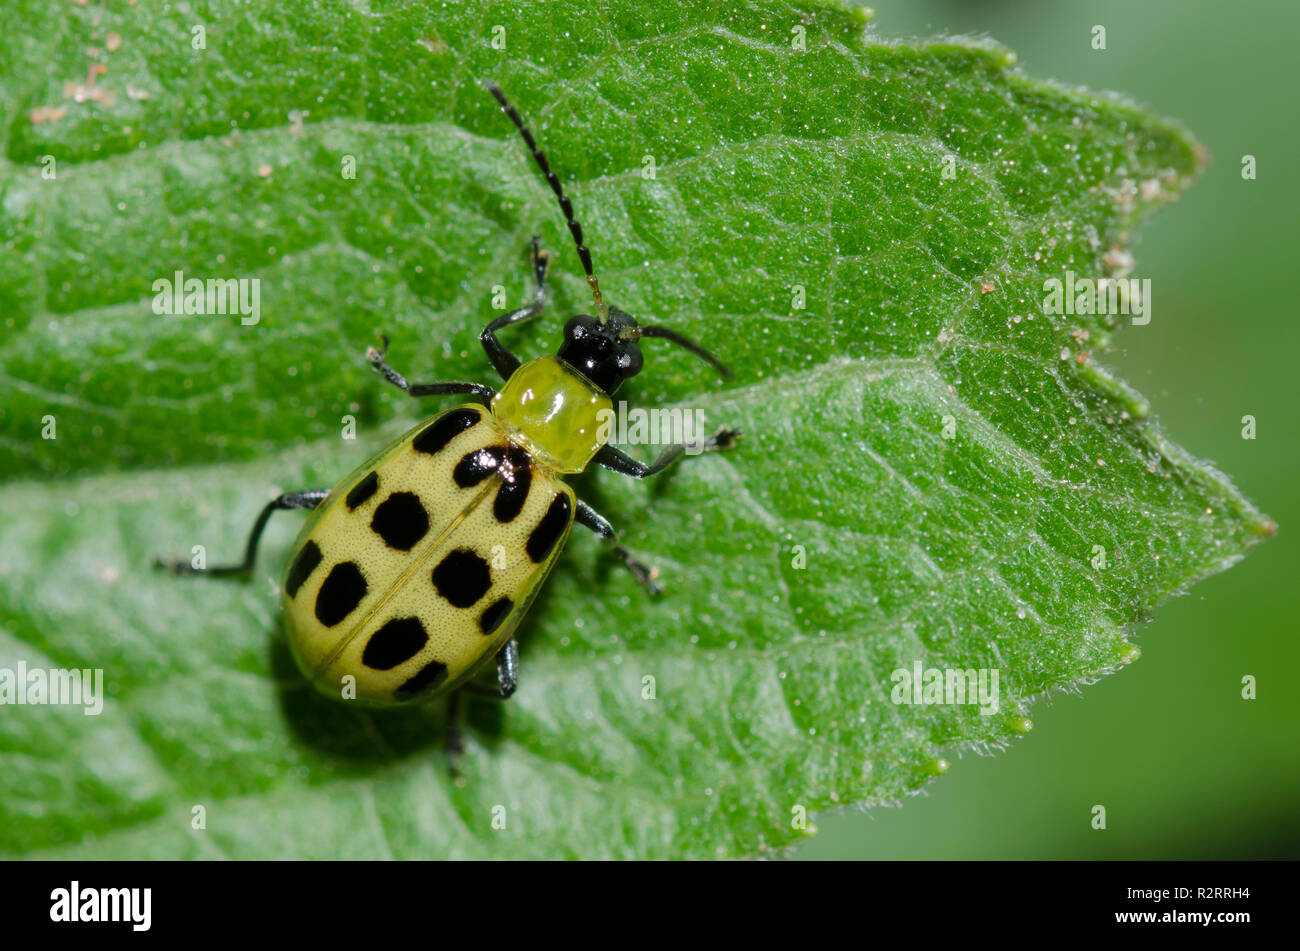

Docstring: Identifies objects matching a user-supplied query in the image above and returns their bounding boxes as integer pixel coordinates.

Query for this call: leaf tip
[1251,516,1279,539]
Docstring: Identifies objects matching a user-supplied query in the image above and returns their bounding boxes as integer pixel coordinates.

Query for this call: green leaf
[0,0,1272,859]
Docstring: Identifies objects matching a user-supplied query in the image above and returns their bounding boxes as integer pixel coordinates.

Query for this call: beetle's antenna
[485,80,609,323]
[639,325,732,379]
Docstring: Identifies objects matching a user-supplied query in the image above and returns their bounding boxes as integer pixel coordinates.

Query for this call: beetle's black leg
[462,639,519,699]
[495,638,519,697]
[154,490,330,577]
[448,639,519,770]
[529,234,549,289]
[595,426,742,479]
[575,498,662,594]
[365,336,496,403]
[446,689,466,770]
[480,237,550,381]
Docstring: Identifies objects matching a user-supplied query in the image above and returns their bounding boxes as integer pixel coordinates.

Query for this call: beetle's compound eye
[618,344,643,377]
[564,315,598,341]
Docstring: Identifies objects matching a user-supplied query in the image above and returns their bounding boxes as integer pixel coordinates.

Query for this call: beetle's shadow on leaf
[349,381,384,428]
[268,631,508,769]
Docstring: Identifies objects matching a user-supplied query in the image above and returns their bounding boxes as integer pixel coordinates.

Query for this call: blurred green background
[796,0,1300,860]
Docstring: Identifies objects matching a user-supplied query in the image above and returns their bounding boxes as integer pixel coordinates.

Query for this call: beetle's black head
[556,305,733,395]
[556,307,643,394]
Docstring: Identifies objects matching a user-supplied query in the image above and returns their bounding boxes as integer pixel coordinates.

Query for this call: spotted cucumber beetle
[160,82,739,744]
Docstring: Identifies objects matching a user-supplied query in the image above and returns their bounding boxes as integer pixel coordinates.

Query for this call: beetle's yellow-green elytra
[281,392,585,706]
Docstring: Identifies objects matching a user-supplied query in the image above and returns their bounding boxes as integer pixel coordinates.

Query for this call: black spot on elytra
[431,549,492,608]
[285,540,322,598]
[370,492,429,551]
[526,494,572,563]
[394,658,449,701]
[413,408,480,455]
[362,616,429,670]
[479,597,513,636]
[345,470,379,510]
[314,562,368,627]
[454,446,504,488]
[494,447,533,523]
